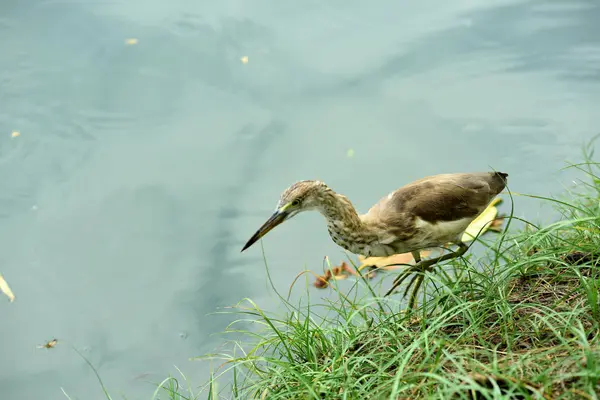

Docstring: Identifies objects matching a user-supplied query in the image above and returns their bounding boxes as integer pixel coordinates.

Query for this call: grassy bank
[175,159,600,399]
[70,151,599,400]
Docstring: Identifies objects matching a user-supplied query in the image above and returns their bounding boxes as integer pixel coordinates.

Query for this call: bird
[241,172,508,309]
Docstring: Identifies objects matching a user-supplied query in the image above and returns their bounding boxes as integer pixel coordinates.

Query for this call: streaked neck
[317,190,376,251]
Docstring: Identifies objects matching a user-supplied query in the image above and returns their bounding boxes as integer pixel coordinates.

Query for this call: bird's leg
[407,275,425,310]
[384,269,413,297]
[401,273,421,299]
[411,250,422,264]
[384,250,426,297]
[412,242,469,272]
[384,242,469,298]
[397,251,424,305]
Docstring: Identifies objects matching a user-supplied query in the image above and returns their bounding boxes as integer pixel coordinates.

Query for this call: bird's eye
[291,199,301,207]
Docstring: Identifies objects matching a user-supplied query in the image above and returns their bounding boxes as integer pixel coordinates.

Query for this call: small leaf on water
[38,338,58,349]
[332,275,349,281]
[358,250,432,271]
[125,38,138,45]
[0,274,15,302]
[240,56,249,64]
[346,148,355,158]
[313,261,355,288]
[11,131,20,138]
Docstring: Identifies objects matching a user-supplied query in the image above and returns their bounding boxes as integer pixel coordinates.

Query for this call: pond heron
[241,172,508,308]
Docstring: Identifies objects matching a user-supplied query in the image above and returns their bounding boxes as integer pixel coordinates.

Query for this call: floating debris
[315,251,441,288]
[11,131,20,138]
[346,148,355,158]
[314,261,357,288]
[125,38,138,45]
[313,270,332,288]
[38,338,58,349]
[0,274,15,302]
[359,252,420,271]
[356,250,437,276]
[240,56,249,64]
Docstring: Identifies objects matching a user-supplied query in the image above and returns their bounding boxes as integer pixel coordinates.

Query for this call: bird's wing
[366,173,505,225]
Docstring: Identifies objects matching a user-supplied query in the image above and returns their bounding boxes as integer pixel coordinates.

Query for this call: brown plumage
[241,171,508,308]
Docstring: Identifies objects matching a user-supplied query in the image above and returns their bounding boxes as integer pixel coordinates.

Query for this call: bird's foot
[384,243,469,309]
[383,257,442,312]
[383,260,429,298]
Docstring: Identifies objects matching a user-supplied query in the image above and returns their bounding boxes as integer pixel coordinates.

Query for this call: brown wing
[366,172,507,225]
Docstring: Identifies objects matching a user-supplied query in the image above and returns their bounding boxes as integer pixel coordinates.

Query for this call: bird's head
[241,180,328,252]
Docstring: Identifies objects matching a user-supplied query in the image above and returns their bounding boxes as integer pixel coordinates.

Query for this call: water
[1,0,599,398]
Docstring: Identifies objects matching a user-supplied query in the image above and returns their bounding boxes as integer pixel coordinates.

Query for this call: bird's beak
[241,209,287,252]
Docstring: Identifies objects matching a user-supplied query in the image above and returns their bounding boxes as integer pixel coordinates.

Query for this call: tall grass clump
[193,147,600,399]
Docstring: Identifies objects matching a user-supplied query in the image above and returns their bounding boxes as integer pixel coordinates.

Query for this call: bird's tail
[494,171,508,181]
[491,171,508,194]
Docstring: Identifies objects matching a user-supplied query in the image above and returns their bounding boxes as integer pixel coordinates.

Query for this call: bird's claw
[383,260,435,309]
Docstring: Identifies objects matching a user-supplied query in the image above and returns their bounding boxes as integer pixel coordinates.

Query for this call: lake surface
[1,0,599,398]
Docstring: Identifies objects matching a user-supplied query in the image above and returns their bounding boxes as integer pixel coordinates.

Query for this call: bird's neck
[320,192,362,229]
[317,191,377,252]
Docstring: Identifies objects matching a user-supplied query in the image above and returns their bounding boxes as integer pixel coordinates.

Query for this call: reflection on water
[0,0,599,398]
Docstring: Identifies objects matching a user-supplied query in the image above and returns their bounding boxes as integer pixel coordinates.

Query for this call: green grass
[75,142,600,400]
[189,157,600,398]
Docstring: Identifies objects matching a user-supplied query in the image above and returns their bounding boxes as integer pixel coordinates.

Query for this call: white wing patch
[414,217,473,242]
